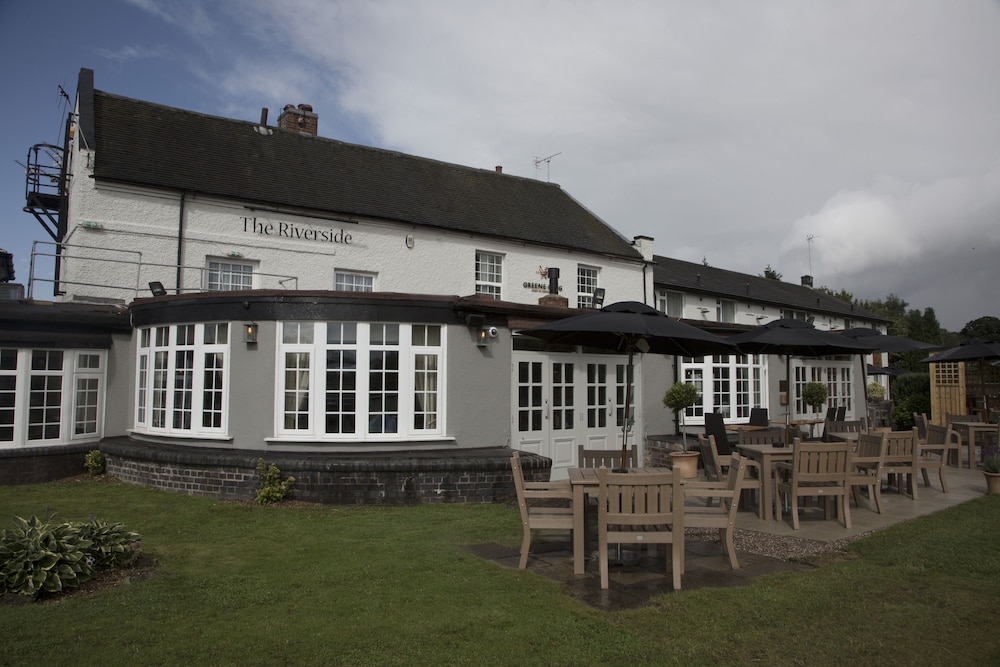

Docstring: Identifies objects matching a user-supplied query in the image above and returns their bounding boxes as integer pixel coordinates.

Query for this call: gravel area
[686,526,881,562]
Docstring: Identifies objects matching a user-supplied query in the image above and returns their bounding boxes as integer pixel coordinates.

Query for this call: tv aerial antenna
[533,152,561,182]
[806,234,820,275]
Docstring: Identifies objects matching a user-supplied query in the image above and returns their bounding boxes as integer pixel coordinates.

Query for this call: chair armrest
[683,482,736,501]
[523,482,574,501]
[773,462,791,474]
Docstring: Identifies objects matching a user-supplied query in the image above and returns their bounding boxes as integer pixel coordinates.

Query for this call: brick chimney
[277,103,318,136]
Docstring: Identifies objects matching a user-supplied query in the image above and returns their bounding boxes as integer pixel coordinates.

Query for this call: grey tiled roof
[88,90,641,261]
[652,255,888,322]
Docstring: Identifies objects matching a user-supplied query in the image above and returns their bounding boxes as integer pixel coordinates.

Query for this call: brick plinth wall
[0,443,94,485]
[99,437,551,505]
[645,435,692,469]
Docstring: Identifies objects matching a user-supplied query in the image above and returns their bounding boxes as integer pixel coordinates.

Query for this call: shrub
[0,515,140,599]
[255,459,295,505]
[84,449,105,476]
[892,394,932,431]
[867,382,886,401]
[983,447,1000,474]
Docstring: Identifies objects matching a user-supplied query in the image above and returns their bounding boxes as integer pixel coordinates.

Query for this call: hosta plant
[0,515,140,599]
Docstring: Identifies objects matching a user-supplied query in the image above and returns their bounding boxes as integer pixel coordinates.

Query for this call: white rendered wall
[58,153,648,305]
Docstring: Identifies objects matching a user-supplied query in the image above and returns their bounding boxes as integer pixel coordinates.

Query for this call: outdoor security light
[148,281,167,296]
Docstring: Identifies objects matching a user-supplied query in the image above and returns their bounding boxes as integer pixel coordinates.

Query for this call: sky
[1,0,998,331]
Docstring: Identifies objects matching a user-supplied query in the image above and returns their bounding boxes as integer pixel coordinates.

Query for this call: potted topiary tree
[983,447,1000,495]
[802,381,829,418]
[663,382,701,478]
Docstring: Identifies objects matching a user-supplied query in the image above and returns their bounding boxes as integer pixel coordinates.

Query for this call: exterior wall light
[148,281,167,296]
[244,322,259,344]
[591,287,605,308]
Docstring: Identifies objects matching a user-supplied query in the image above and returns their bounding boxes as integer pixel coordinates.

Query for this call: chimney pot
[801,275,814,287]
[495,165,502,174]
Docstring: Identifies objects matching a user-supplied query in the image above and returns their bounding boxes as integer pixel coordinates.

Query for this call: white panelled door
[512,351,633,480]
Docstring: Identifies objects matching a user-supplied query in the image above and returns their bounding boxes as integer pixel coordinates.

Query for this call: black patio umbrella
[866,364,906,377]
[841,327,936,403]
[919,339,1000,420]
[518,301,737,469]
[727,319,877,433]
[840,327,937,353]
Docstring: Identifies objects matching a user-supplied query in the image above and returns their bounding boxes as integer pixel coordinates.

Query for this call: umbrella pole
[619,347,635,471]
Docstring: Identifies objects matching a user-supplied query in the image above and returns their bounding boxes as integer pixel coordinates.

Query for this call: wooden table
[949,421,998,468]
[772,418,826,439]
[566,467,671,575]
[725,423,772,433]
[735,443,794,521]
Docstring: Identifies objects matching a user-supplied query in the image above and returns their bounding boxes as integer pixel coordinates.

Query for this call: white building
[3,68,886,498]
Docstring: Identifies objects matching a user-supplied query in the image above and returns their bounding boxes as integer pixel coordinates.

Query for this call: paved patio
[467,464,988,610]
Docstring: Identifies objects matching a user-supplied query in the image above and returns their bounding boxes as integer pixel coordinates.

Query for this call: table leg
[572,484,586,575]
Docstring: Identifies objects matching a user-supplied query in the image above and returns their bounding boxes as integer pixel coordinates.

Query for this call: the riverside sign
[242,216,353,245]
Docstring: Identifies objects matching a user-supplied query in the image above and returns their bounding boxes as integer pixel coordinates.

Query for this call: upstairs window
[717,299,735,323]
[577,266,599,309]
[658,291,684,318]
[206,260,254,291]
[335,271,375,292]
[475,251,503,300]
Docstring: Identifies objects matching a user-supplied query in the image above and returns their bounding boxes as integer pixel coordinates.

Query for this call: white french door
[512,351,634,479]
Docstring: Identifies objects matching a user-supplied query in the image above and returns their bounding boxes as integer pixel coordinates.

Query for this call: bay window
[279,321,444,440]
[135,323,230,436]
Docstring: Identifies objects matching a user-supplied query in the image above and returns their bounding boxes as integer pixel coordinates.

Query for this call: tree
[816,285,854,303]
[762,264,782,281]
[961,316,1000,341]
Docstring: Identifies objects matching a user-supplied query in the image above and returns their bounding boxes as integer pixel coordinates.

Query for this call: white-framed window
[475,251,503,300]
[716,299,735,323]
[577,265,599,309]
[681,354,763,422]
[793,359,852,417]
[0,348,107,446]
[206,259,255,291]
[657,291,684,318]
[334,271,375,292]
[135,323,230,435]
[278,321,444,440]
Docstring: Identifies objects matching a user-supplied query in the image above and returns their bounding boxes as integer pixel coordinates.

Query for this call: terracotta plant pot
[985,472,1000,496]
[670,451,700,479]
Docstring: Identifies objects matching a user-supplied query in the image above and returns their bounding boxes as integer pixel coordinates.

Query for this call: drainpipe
[175,192,186,294]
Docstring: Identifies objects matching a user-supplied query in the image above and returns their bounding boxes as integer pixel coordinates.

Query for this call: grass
[2,478,1000,666]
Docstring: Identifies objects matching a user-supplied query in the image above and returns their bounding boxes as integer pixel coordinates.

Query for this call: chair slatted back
[883,428,919,469]
[738,428,784,446]
[599,468,683,533]
[791,441,850,484]
[854,432,886,462]
[579,445,637,469]
[835,406,847,421]
[823,419,865,442]
[913,412,929,441]
[697,434,721,483]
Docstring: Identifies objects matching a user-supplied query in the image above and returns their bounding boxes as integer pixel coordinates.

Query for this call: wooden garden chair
[849,431,887,514]
[598,466,684,590]
[683,453,749,569]
[510,451,574,570]
[775,440,852,530]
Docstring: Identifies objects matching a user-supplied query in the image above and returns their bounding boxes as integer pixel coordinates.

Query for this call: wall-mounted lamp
[148,281,167,297]
[698,307,710,314]
[591,287,606,309]
[477,326,499,347]
[243,322,259,344]
[405,233,415,249]
[755,315,767,322]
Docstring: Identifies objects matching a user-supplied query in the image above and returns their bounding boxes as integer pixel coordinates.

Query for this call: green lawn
[2,478,1000,666]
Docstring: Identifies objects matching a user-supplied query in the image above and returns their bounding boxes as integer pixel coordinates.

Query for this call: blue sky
[2,1,998,331]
